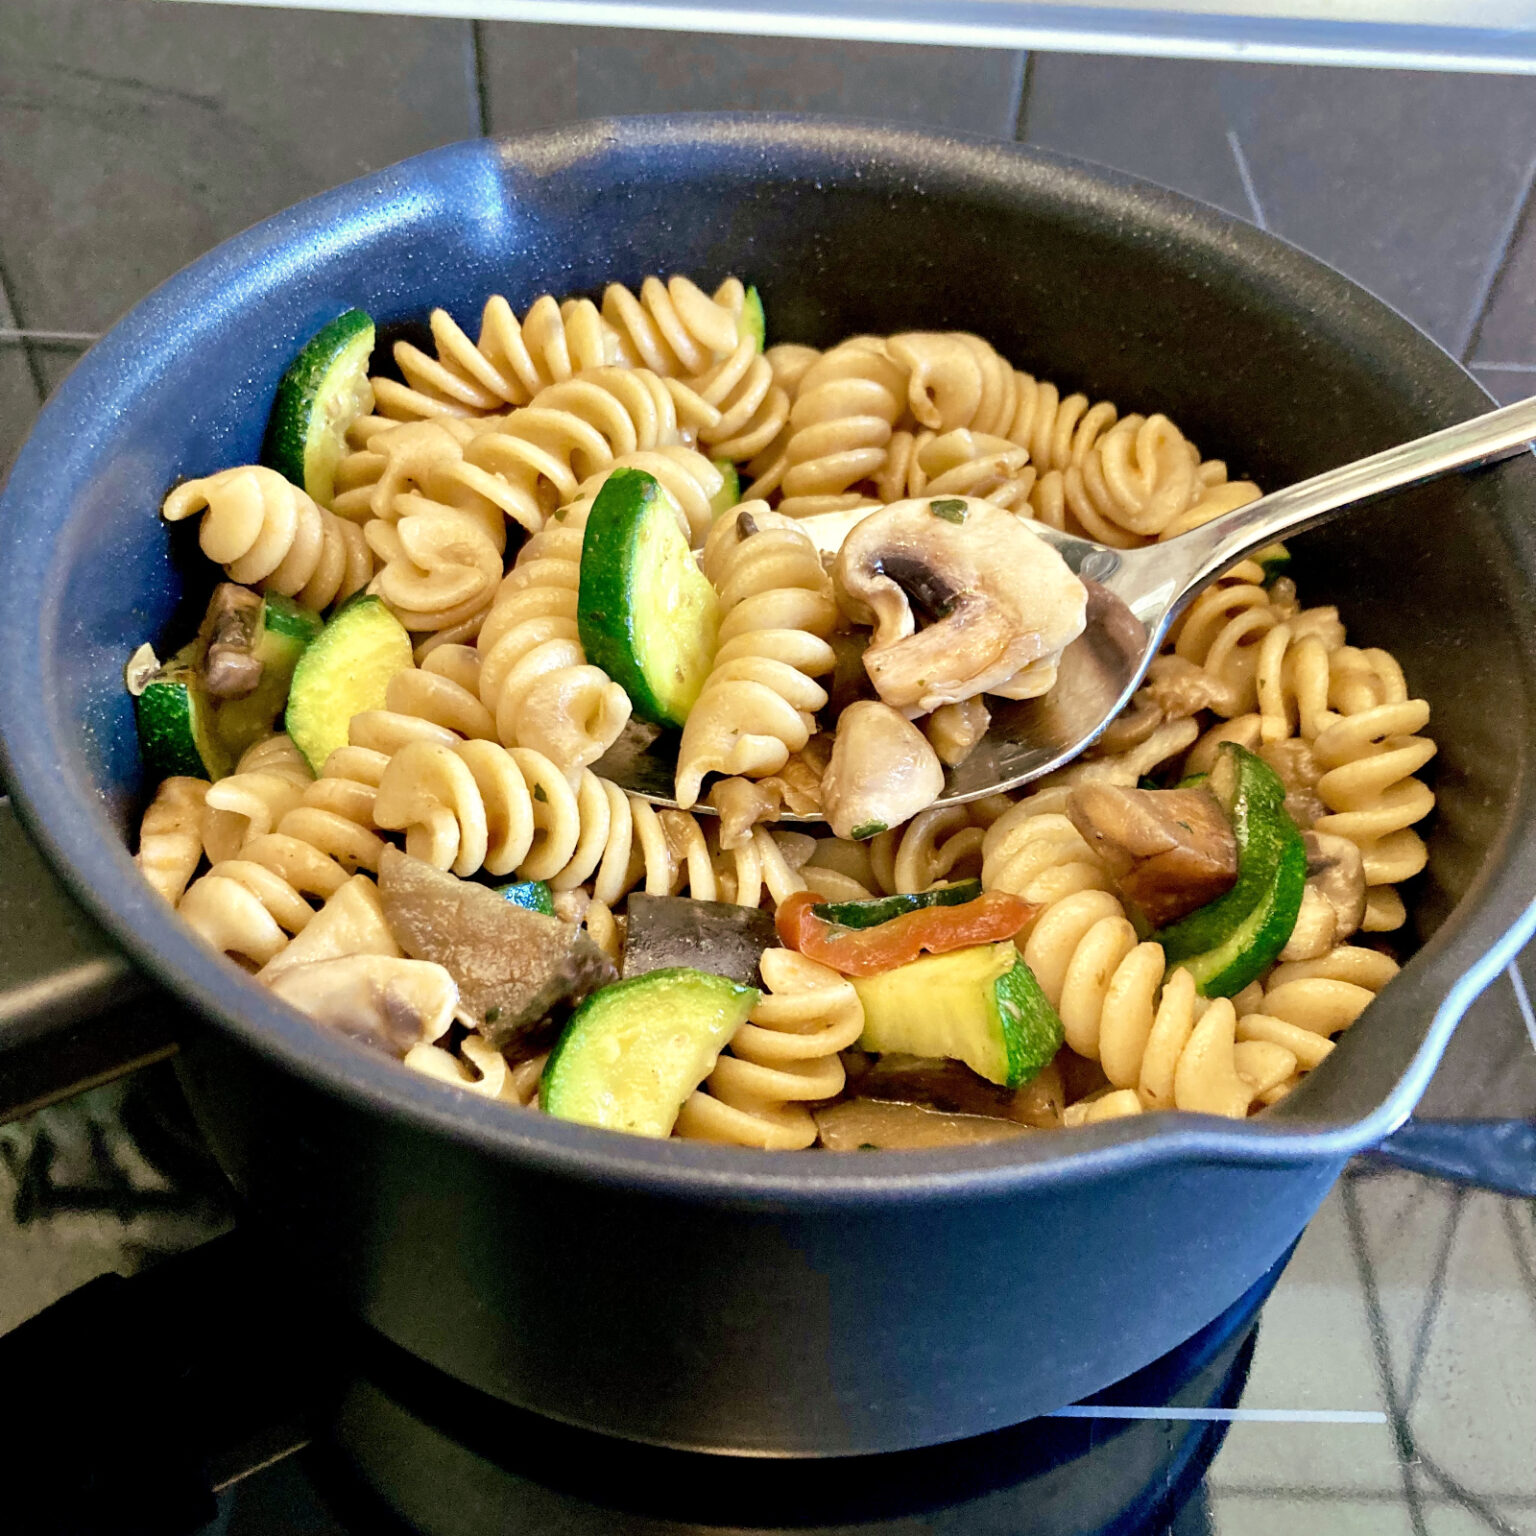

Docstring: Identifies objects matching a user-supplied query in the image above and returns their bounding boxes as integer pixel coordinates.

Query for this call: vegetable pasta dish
[128,275,1436,1150]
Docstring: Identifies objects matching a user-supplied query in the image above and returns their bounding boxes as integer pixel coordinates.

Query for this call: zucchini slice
[135,641,231,781]
[262,308,376,505]
[285,594,412,773]
[541,967,758,1137]
[852,942,1063,1090]
[709,459,741,520]
[213,593,324,760]
[812,879,982,931]
[1153,743,1306,997]
[577,467,719,727]
[738,285,766,352]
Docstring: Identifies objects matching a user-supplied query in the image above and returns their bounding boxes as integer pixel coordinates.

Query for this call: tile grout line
[471,19,492,139]
[1341,1177,1431,1536]
[1225,129,1267,231]
[1506,960,1536,1056]
[1459,149,1536,364]
[1416,1450,1528,1536]
[1402,1185,1464,1414]
[1012,49,1036,142]
[0,259,47,406]
[1499,1201,1536,1322]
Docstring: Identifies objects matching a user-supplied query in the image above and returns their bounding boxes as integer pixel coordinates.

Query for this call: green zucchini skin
[739,286,766,351]
[135,643,231,781]
[853,943,1063,1090]
[262,308,376,505]
[576,467,719,728]
[284,593,412,773]
[812,880,982,930]
[1153,744,1306,996]
[540,967,758,1137]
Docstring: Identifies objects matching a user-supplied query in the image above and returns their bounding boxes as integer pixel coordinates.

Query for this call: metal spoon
[596,394,1536,815]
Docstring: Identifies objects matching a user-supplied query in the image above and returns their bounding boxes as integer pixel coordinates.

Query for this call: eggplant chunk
[377,847,615,1046]
[1067,782,1237,927]
[621,894,777,986]
[815,1098,1033,1151]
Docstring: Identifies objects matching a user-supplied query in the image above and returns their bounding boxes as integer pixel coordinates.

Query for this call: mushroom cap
[833,496,1087,714]
[821,700,945,840]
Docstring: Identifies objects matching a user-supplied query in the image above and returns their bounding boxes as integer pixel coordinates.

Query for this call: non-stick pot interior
[4,119,1535,1164]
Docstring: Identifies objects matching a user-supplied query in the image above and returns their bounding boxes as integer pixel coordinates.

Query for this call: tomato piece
[775,889,1037,977]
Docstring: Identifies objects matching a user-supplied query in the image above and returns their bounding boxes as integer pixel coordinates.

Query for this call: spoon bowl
[597,392,1536,814]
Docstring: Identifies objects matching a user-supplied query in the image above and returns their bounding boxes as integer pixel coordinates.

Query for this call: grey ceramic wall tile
[1471,364,1536,405]
[480,25,1024,139]
[1413,968,1536,1119]
[1217,66,1536,356]
[1018,55,1253,218]
[0,281,43,476]
[0,0,478,334]
[1468,192,1536,365]
[1018,56,1536,356]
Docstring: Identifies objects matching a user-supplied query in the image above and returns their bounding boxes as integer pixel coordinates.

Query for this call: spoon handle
[1178,392,1536,592]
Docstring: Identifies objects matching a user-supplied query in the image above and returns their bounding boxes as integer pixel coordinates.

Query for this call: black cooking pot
[2,119,1532,1457]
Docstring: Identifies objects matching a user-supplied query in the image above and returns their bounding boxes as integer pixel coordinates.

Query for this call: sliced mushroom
[199,583,266,699]
[924,697,991,767]
[1066,782,1238,927]
[1097,691,1165,756]
[834,496,1087,714]
[1259,738,1327,830]
[377,847,616,1047]
[267,954,457,1056]
[258,873,401,985]
[1279,831,1366,961]
[821,701,944,841]
[815,1097,1033,1151]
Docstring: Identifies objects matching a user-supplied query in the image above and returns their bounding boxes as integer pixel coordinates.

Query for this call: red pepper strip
[775,889,1038,977]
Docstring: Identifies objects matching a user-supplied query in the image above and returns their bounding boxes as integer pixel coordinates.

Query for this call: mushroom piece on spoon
[833,495,1088,715]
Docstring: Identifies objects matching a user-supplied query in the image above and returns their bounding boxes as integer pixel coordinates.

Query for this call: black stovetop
[3,1062,1533,1536]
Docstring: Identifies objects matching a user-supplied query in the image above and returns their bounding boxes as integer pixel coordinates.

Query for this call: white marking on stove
[1047,1406,1386,1423]
[1507,961,1536,1055]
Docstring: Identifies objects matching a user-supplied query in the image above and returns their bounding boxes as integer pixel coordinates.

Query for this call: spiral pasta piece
[372,736,580,881]
[162,466,372,611]
[675,949,863,1148]
[675,508,838,807]
[1311,701,1435,932]
[886,331,1019,437]
[876,428,1035,513]
[1150,572,1280,720]
[378,294,620,421]
[602,275,746,378]
[136,776,210,904]
[981,804,1115,913]
[364,504,504,639]
[464,366,701,532]
[691,340,792,465]
[866,804,991,896]
[770,337,909,518]
[202,734,314,864]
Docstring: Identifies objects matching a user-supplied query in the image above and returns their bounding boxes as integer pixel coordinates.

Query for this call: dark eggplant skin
[621,894,777,986]
[3,122,1534,1455]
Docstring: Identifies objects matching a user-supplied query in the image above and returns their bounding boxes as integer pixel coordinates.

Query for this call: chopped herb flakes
[930,498,968,523]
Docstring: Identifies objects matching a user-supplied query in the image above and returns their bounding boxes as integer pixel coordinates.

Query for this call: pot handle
[0,798,174,1119]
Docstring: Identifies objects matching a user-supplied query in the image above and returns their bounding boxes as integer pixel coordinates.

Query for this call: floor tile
[1019,54,1253,217]
[1353,1177,1536,1499]
[1019,55,1536,355]
[1206,1186,1404,1494]
[480,25,1025,139]
[1209,1493,1417,1534]
[0,0,477,334]
[1422,1499,1536,1536]
[1412,968,1536,1120]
